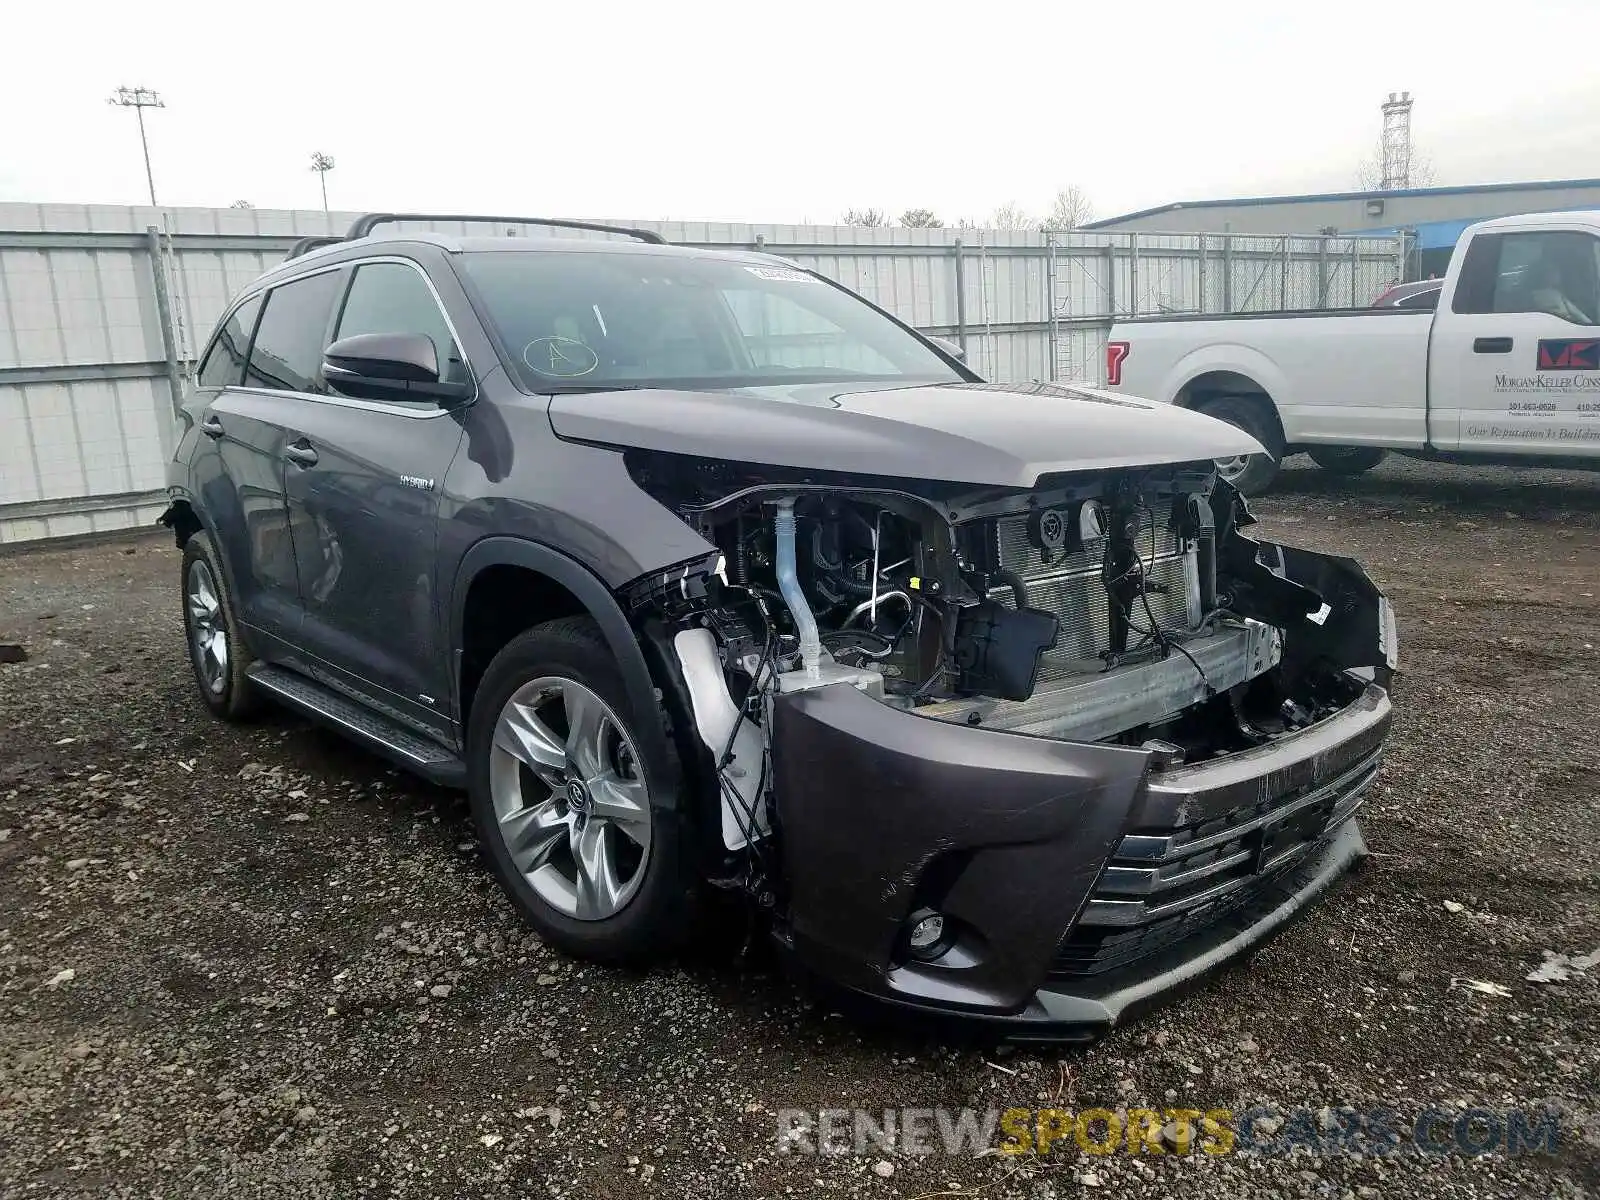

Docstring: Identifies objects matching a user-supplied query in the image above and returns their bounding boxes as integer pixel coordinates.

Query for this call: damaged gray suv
[162,212,1397,1039]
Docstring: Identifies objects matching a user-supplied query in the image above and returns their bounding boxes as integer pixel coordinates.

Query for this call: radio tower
[1380,92,1414,189]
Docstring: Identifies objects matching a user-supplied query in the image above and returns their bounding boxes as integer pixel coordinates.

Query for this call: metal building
[1084,178,1600,239]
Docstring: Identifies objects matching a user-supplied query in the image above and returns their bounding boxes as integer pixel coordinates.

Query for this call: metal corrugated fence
[0,204,1405,544]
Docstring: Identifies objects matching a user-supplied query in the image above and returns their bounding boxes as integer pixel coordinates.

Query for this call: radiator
[988,505,1199,683]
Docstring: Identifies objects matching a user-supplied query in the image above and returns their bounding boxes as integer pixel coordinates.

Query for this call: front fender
[447,536,673,765]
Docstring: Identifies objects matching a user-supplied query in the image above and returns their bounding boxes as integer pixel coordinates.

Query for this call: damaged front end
[622,450,1396,1039]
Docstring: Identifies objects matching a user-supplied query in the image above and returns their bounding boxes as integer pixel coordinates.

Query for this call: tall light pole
[108,86,164,207]
[310,152,335,214]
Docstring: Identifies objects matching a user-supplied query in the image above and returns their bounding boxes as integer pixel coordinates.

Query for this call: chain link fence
[1,204,1407,543]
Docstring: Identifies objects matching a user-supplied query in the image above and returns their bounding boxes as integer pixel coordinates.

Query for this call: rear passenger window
[334,262,469,385]
[243,271,342,393]
[197,294,262,388]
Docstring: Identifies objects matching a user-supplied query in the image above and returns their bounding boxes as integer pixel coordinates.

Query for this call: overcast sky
[4,0,1597,226]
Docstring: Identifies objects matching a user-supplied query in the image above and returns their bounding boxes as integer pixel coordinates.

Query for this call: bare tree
[229,199,254,209]
[989,202,1038,230]
[899,208,942,228]
[840,207,889,227]
[1356,151,1437,191]
[1043,186,1095,230]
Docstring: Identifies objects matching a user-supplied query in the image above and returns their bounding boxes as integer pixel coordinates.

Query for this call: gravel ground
[2,456,1598,1199]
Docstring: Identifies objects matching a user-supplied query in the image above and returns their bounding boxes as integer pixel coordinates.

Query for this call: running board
[246,664,466,788]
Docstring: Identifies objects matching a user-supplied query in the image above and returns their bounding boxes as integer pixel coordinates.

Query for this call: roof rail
[284,235,344,261]
[344,213,668,245]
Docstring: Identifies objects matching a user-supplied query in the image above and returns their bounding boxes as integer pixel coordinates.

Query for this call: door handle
[1473,337,1513,354]
[283,442,319,467]
[200,416,225,438]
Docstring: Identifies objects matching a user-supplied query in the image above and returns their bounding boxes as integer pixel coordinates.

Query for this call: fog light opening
[905,909,948,961]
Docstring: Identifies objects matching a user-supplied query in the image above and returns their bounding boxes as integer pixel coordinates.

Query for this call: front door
[1432,226,1600,454]
[281,259,471,737]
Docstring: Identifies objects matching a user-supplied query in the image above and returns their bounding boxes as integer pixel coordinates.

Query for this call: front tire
[180,532,260,720]
[1308,445,1387,476]
[466,616,696,964]
[1197,395,1284,494]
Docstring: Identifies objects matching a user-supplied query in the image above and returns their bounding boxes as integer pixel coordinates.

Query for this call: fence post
[1317,236,1330,308]
[1197,234,1208,314]
[1350,239,1359,306]
[1129,232,1140,318]
[1104,242,1116,317]
[1279,236,1289,308]
[1222,235,1234,312]
[145,226,186,419]
[952,239,968,357]
[1044,232,1059,382]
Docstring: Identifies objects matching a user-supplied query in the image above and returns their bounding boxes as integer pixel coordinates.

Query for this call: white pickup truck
[1105,210,1600,490]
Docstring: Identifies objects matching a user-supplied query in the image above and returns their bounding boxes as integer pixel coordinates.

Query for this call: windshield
[457,250,965,392]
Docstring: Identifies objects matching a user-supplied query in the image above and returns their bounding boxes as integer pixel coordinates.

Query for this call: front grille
[1050,747,1381,978]
[988,505,1197,681]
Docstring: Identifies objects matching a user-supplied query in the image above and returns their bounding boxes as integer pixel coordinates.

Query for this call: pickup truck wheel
[180,532,261,720]
[1197,396,1284,493]
[467,617,694,964]
[1308,446,1387,476]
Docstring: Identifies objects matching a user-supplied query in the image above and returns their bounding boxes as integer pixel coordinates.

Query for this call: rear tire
[466,616,697,964]
[180,532,261,720]
[1196,395,1284,494]
[1308,445,1387,476]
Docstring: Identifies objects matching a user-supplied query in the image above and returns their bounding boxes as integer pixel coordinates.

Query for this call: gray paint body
[165,231,1393,1039]
[170,235,1259,745]
[548,380,1259,487]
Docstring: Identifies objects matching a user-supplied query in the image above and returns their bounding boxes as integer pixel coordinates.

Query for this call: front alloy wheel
[489,677,653,921]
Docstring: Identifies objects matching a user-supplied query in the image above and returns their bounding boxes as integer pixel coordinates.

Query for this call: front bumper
[769,678,1391,1040]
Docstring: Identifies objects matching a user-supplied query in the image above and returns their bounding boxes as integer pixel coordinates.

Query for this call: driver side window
[1484,231,1599,324]
[333,262,470,384]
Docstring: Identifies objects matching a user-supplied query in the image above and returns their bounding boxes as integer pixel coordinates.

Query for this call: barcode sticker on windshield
[745,266,813,282]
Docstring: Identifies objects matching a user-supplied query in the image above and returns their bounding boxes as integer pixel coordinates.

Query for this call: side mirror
[927,334,967,363]
[324,332,472,403]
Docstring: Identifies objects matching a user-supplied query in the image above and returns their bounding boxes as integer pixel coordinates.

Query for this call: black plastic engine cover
[952,601,1060,701]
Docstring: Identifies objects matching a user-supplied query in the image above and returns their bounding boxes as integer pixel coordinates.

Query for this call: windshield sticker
[745,266,813,283]
[523,336,600,378]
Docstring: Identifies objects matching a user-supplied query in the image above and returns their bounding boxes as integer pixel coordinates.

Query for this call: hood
[546,380,1262,488]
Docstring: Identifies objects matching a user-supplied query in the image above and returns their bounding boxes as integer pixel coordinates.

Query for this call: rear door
[216,269,346,648]
[1432,226,1600,453]
[186,289,304,642]
[280,258,470,738]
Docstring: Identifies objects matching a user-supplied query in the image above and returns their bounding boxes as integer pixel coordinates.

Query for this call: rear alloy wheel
[1308,445,1387,476]
[466,617,695,963]
[180,532,259,719]
[1197,395,1285,494]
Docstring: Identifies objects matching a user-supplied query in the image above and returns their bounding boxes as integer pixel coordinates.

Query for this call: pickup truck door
[280,259,470,740]
[1430,226,1600,453]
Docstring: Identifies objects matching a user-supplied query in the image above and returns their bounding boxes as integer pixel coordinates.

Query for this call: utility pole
[310,152,335,214]
[1380,91,1414,190]
[108,86,164,207]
